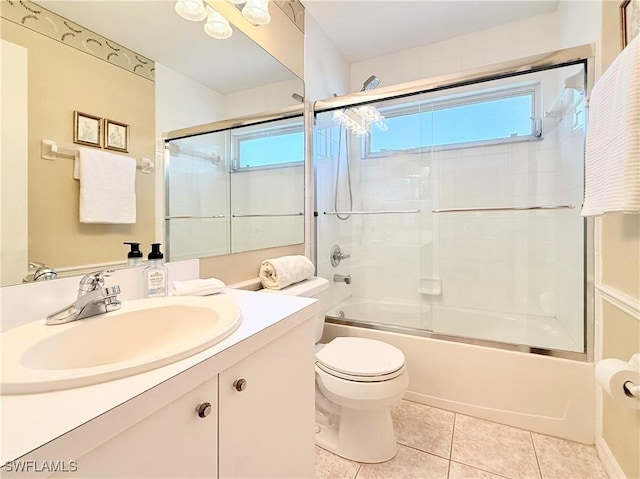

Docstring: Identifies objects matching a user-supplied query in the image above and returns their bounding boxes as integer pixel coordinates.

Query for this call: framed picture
[73,111,101,147]
[104,119,130,153]
[621,0,640,48]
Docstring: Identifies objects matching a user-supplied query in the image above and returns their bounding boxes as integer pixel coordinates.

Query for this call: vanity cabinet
[6,320,316,479]
[218,319,315,478]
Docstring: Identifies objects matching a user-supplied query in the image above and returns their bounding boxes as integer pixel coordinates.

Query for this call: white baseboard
[596,436,627,479]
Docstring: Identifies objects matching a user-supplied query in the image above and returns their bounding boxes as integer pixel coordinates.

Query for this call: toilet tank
[261,277,330,343]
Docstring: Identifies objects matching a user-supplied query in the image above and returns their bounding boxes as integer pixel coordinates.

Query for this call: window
[233,123,304,171]
[367,84,540,156]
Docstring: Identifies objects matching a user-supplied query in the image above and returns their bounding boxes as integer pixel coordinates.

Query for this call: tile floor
[315,400,609,479]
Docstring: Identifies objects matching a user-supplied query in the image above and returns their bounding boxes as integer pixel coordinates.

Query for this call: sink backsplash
[0,260,199,332]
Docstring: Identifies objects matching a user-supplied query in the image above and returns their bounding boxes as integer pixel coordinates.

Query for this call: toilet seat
[316,337,406,382]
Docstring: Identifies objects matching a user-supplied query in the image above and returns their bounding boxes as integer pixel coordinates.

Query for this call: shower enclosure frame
[313,44,595,362]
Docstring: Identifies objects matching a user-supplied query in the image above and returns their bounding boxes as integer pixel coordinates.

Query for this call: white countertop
[0,289,317,465]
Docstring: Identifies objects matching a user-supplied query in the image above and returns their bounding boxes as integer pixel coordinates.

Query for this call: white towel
[582,34,640,216]
[259,255,315,290]
[77,147,137,224]
[172,278,226,296]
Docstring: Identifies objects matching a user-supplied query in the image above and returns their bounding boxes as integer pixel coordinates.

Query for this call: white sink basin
[1,296,241,394]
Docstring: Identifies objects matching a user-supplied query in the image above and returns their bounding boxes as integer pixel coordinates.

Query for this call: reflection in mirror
[166,131,230,262]
[165,112,304,261]
[0,0,304,286]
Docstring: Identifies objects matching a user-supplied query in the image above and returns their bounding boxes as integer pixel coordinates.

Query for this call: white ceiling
[304,1,559,63]
[40,1,297,94]
[39,1,559,93]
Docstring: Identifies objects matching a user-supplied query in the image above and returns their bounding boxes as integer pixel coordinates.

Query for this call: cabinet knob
[233,378,247,392]
[196,402,212,418]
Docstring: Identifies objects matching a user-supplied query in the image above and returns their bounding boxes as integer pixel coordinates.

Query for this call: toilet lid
[315,337,405,377]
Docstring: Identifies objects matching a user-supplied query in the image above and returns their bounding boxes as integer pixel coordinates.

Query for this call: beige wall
[597,2,640,478]
[1,19,155,269]
[199,244,304,285]
[602,302,640,479]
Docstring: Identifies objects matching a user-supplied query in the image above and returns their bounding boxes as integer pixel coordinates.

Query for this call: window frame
[363,81,543,159]
[231,121,304,173]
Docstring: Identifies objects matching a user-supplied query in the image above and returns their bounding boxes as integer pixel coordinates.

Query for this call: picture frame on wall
[621,0,640,48]
[104,119,130,153]
[73,111,102,147]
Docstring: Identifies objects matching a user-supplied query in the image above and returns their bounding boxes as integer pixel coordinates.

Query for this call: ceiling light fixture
[204,6,233,39]
[242,0,270,25]
[175,0,207,21]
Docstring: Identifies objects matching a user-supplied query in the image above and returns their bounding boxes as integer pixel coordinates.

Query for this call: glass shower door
[422,63,586,352]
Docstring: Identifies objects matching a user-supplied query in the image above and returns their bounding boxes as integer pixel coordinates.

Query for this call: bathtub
[324,297,594,444]
[328,299,582,352]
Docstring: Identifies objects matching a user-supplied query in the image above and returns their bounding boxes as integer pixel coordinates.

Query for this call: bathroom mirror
[165,112,305,261]
[0,0,304,286]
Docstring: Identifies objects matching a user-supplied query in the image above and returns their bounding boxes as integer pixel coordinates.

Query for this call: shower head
[360,75,380,91]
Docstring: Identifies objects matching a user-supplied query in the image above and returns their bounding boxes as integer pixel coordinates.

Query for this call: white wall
[304,15,350,101]
[0,40,28,286]
[304,13,352,298]
[351,1,601,90]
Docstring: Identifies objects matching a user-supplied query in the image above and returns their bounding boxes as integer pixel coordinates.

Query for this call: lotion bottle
[144,243,168,297]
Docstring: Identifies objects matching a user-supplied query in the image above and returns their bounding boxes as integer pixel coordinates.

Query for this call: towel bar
[432,205,575,213]
[165,215,226,220]
[41,139,154,174]
[231,213,303,218]
[324,209,421,215]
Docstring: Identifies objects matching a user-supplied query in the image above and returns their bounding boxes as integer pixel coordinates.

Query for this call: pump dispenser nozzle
[124,242,143,267]
[148,243,164,260]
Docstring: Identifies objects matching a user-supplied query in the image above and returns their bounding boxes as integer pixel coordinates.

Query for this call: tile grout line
[447,413,457,479]
[449,413,457,460]
[353,462,363,479]
[530,431,544,479]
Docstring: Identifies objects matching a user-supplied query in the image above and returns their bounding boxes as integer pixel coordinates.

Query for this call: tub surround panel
[0,289,318,465]
[323,323,594,444]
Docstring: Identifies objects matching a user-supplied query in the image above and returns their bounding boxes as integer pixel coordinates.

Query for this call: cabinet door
[51,376,218,478]
[218,320,316,479]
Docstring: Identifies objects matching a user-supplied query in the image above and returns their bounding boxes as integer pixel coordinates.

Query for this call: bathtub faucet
[334,274,351,285]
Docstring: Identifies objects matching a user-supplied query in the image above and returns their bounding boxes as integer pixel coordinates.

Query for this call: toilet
[263,277,408,463]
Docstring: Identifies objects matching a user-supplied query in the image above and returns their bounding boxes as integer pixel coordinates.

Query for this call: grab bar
[324,209,421,215]
[432,205,575,213]
[231,213,303,218]
[165,215,226,220]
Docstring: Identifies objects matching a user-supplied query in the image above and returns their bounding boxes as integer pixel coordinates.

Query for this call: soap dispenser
[124,242,144,267]
[144,243,168,298]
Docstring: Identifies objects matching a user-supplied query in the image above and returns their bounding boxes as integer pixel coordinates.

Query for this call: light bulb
[204,6,233,39]
[175,0,207,21]
[242,0,270,25]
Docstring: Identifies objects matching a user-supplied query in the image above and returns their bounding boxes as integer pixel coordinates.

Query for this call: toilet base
[315,406,398,463]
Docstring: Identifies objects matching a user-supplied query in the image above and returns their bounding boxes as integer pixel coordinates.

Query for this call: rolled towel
[172,278,226,296]
[259,255,315,290]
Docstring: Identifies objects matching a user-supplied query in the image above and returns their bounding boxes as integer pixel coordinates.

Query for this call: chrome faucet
[45,269,122,325]
[333,274,351,285]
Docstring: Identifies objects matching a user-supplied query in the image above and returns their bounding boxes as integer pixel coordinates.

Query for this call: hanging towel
[77,147,137,223]
[172,278,226,296]
[582,34,640,216]
[259,255,315,290]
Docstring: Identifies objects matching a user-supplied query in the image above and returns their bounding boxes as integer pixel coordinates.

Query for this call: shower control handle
[330,245,350,267]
